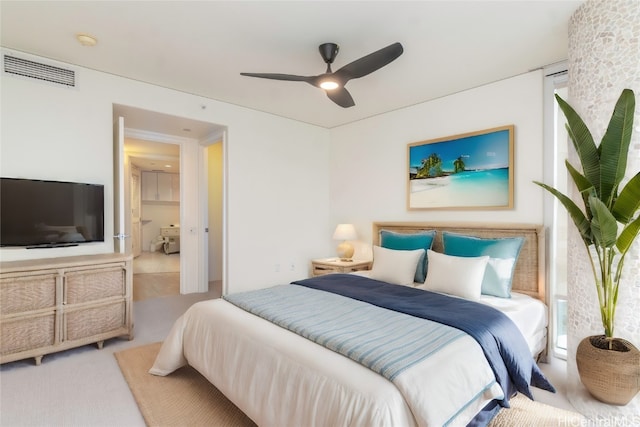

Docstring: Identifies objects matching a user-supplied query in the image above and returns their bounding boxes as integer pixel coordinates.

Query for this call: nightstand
[311,258,372,277]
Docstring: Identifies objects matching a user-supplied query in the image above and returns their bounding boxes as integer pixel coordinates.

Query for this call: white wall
[0,49,331,294]
[329,70,546,257]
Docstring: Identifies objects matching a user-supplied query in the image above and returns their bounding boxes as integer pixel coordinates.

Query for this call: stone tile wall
[566,0,640,421]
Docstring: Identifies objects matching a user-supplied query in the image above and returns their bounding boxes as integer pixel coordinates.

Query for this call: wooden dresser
[0,253,133,365]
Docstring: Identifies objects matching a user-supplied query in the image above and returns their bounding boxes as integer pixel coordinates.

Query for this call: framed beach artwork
[407,125,514,210]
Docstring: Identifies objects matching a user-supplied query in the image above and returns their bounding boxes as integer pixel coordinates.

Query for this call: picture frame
[407,125,514,210]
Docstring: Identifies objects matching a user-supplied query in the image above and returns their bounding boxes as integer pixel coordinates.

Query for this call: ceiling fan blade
[326,87,355,108]
[333,42,403,83]
[240,72,313,83]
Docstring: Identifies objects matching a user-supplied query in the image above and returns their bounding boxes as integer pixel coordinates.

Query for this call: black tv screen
[0,178,105,248]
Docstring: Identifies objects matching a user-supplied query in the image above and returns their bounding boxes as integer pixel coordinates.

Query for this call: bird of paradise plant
[535,88,640,347]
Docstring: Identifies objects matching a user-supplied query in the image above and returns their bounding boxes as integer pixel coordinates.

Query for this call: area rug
[115,342,256,426]
[115,342,586,427]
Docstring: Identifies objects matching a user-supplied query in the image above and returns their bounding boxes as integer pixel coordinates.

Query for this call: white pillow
[369,246,425,286]
[419,250,489,300]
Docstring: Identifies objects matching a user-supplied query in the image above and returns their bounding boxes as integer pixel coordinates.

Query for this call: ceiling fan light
[320,80,339,90]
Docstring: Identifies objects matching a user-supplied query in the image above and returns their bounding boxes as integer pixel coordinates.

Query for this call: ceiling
[1,1,583,129]
[125,137,181,173]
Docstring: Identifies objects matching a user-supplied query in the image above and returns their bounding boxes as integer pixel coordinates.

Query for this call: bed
[150,222,553,427]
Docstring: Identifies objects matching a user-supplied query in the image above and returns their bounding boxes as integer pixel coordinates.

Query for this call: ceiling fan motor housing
[319,43,339,65]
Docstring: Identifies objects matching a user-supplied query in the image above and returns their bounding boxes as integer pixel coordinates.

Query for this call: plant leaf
[534,181,592,244]
[566,160,594,216]
[556,93,601,197]
[616,214,640,254]
[612,172,640,224]
[590,196,618,248]
[566,160,594,193]
[599,89,635,207]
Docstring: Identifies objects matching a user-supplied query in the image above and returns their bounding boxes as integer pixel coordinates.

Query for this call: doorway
[113,104,225,298]
[125,138,181,301]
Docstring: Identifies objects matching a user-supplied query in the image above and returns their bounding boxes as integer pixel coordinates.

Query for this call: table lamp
[332,224,357,261]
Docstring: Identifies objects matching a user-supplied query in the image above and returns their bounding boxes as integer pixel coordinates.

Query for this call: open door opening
[126,138,181,301]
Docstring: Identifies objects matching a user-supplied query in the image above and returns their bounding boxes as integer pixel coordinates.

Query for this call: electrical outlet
[275,263,280,272]
[290,262,295,271]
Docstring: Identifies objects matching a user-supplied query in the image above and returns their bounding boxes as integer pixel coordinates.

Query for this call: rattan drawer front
[64,301,125,341]
[1,313,55,355]
[65,267,124,304]
[1,254,132,364]
[0,274,57,314]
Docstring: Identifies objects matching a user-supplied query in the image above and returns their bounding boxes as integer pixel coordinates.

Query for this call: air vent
[3,55,75,87]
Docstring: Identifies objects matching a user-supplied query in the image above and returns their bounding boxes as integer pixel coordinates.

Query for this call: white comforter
[150,298,504,427]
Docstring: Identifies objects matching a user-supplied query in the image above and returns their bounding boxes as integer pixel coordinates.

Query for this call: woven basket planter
[576,335,640,405]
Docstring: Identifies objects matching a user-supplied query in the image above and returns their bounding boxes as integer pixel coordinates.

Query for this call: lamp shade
[332,224,357,241]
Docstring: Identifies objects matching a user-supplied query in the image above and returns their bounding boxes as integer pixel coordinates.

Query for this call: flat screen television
[0,177,105,248]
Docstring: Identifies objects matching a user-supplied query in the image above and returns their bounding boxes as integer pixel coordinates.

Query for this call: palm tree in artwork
[416,153,443,178]
[453,156,466,174]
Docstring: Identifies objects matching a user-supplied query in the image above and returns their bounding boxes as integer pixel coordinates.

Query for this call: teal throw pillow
[380,230,436,283]
[442,232,524,298]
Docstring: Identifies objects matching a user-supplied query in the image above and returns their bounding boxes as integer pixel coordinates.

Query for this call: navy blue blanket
[292,274,555,407]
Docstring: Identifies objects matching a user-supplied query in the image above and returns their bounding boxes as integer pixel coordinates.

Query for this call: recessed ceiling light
[183,128,191,132]
[165,165,172,168]
[76,33,97,47]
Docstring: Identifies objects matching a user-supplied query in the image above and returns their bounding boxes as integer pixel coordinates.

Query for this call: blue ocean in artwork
[409,168,509,207]
[449,168,509,188]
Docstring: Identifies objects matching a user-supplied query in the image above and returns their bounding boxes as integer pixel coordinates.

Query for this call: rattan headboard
[372,222,546,303]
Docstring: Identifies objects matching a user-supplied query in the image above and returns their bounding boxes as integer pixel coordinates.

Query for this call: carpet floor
[115,342,586,427]
[133,272,181,301]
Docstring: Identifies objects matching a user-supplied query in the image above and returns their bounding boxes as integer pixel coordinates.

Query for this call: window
[543,64,568,359]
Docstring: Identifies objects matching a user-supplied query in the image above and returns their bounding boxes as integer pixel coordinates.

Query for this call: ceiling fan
[240,42,404,108]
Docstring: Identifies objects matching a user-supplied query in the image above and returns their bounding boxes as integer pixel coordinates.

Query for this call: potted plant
[535,88,640,405]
